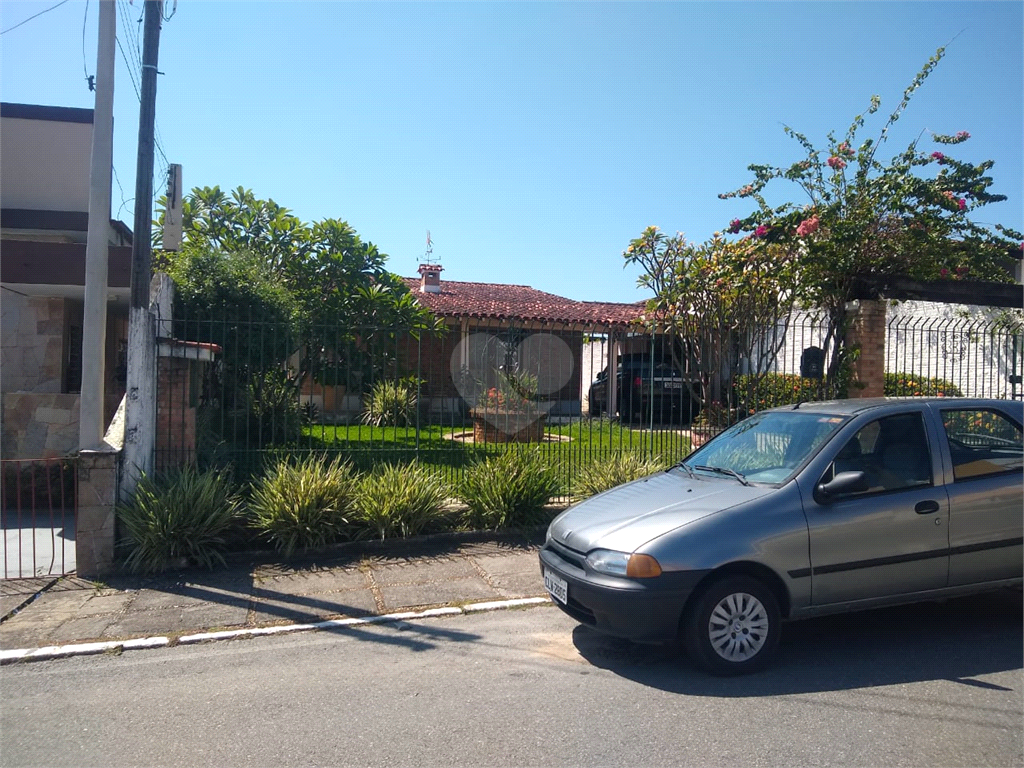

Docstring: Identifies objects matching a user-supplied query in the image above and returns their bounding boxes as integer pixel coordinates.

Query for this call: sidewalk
[0,530,549,662]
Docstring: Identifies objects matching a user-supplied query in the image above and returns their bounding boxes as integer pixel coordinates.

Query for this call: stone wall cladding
[2,392,81,459]
[1,294,67,393]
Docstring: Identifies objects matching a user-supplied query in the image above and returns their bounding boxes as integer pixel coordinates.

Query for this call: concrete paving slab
[129,586,251,612]
[370,558,479,586]
[102,602,251,638]
[250,589,378,624]
[39,615,121,644]
[375,577,499,611]
[254,568,368,596]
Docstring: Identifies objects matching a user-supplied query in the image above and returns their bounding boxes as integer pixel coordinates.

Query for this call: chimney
[418,263,443,293]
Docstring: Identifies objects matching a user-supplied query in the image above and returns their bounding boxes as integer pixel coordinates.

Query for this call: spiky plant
[459,448,561,531]
[573,452,666,499]
[117,465,242,574]
[361,377,420,427]
[247,454,357,556]
[353,463,451,540]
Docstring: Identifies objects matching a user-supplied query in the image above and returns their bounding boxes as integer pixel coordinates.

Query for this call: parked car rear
[588,355,699,424]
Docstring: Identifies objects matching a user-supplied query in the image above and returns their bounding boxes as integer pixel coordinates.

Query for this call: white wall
[0,116,92,212]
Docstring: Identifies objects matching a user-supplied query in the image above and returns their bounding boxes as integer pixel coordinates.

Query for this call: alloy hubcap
[708,592,770,662]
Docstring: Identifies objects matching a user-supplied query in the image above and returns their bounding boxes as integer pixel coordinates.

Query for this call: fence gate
[1,457,78,579]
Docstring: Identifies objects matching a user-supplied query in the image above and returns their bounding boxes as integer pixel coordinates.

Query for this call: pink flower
[931,151,944,161]
[957,198,966,211]
[728,219,742,234]
[940,268,949,277]
[796,215,820,237]
[827,156,847,170]
[955,131,970,140]
[754,225,769,238]
[836,142,853,156]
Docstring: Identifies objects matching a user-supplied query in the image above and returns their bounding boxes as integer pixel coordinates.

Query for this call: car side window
[825,413,932,494]
[941,409,1023,481]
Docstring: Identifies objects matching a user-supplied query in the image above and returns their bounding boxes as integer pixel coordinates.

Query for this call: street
[1,592,1021,767]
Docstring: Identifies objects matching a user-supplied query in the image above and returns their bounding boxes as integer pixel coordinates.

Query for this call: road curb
[0,596,551,665]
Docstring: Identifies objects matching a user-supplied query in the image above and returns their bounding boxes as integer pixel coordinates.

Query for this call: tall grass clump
[362,376,420,427]
[117,465,241,574]
[459,448,561,530]
[247,454,357,556]
[353,463,451,540]
[574,452,667,499]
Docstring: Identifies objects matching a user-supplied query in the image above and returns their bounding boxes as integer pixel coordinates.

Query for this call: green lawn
[291,417,693,493]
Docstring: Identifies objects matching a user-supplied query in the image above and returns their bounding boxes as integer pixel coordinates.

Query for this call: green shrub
[353,463,451,540]
[362,377,420,427]
[247,454,357,556]
[459,448,561,530]
[733,373,832,412]
[884,372,963,397]
[574,452,666,498]
[117,465,242,574]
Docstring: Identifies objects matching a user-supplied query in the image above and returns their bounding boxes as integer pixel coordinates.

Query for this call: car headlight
[585,549,662,578]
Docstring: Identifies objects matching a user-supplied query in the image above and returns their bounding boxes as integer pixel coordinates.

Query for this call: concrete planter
[470,408,547,443]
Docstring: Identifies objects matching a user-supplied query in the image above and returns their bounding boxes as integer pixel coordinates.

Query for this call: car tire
[682,575,782,675]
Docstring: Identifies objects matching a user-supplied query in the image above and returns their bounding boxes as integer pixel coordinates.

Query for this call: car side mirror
[815,471,869,504]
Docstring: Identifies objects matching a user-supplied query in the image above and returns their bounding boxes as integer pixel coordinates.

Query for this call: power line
[1,0,72,35]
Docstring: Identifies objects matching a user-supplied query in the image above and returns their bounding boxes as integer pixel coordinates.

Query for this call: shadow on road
[572,590,1023,695]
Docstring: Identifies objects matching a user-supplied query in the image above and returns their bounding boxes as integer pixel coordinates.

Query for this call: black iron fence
[153,307,1022,494]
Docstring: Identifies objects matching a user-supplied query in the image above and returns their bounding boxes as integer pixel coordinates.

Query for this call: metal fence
[153,307,1022,494]
[1,457,78,580]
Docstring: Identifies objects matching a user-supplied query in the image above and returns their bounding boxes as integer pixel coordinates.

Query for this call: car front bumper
[538,544,709,643]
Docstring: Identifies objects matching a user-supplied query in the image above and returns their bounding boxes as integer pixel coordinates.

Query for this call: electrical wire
[81,0,92,88]
[1,0,72,36]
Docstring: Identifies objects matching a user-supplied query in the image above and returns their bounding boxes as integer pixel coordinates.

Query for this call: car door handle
[915,500,940,515]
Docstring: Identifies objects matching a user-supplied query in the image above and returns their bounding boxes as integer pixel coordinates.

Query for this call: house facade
[1,102,133,459]
[400,264,645,419]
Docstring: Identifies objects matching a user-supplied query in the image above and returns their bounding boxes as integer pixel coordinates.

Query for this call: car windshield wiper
[694,465,750,486]
[675,461,695,478]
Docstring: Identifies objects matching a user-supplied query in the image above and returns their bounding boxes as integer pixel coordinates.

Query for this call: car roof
[764,396,1023,418]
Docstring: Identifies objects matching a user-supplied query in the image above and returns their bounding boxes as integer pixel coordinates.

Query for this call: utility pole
[122,0,163,490]
[79,0,117,451]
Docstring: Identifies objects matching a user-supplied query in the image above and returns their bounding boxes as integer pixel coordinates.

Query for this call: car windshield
[682,410,848,485]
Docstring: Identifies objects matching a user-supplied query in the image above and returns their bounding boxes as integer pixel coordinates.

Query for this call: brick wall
[847,299,887,398]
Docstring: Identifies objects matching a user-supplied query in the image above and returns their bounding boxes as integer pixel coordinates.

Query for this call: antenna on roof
[422,230,433,264]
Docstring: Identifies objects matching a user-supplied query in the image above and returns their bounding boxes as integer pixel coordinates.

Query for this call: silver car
[540,397,1023,674]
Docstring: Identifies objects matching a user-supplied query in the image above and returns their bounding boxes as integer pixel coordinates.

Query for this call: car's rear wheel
[682,575,781,675]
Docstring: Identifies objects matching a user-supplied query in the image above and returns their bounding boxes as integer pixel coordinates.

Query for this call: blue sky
[2,1,1022,304]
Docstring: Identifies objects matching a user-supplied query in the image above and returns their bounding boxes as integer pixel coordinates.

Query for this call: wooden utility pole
[122,0,163,490]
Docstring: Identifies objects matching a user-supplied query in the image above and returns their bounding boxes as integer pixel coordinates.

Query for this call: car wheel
[682,575,781,675]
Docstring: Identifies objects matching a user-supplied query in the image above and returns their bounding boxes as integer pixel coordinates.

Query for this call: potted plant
[470,371,547,443]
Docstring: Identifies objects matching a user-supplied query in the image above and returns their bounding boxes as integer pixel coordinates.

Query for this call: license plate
[544,569,568,604]
[661,381,682,389]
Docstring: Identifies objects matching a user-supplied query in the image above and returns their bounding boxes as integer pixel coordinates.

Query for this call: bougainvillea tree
[717,46,1022,383]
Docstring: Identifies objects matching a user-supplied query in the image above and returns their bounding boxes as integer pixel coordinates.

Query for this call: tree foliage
[629,48,1022,396]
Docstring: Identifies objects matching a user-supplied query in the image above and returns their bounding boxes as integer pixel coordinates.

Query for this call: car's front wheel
[682,575,781,675]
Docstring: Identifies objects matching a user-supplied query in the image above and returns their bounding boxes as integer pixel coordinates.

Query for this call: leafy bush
[362,376,421,427]
[733,373,832,413]
[459,448,561,530]
[117,466,242,574]
[247,454,358,556]
[574,452,667,498]
[884,372,963,397]
[353,463,451,540]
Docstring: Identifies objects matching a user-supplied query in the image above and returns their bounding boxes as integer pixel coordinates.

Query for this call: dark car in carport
[588,355,699,424]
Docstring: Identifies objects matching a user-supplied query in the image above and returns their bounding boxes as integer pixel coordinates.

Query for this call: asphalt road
[2,592,1021,768]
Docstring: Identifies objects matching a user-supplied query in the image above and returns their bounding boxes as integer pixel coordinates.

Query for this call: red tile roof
[402,277,646,327]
